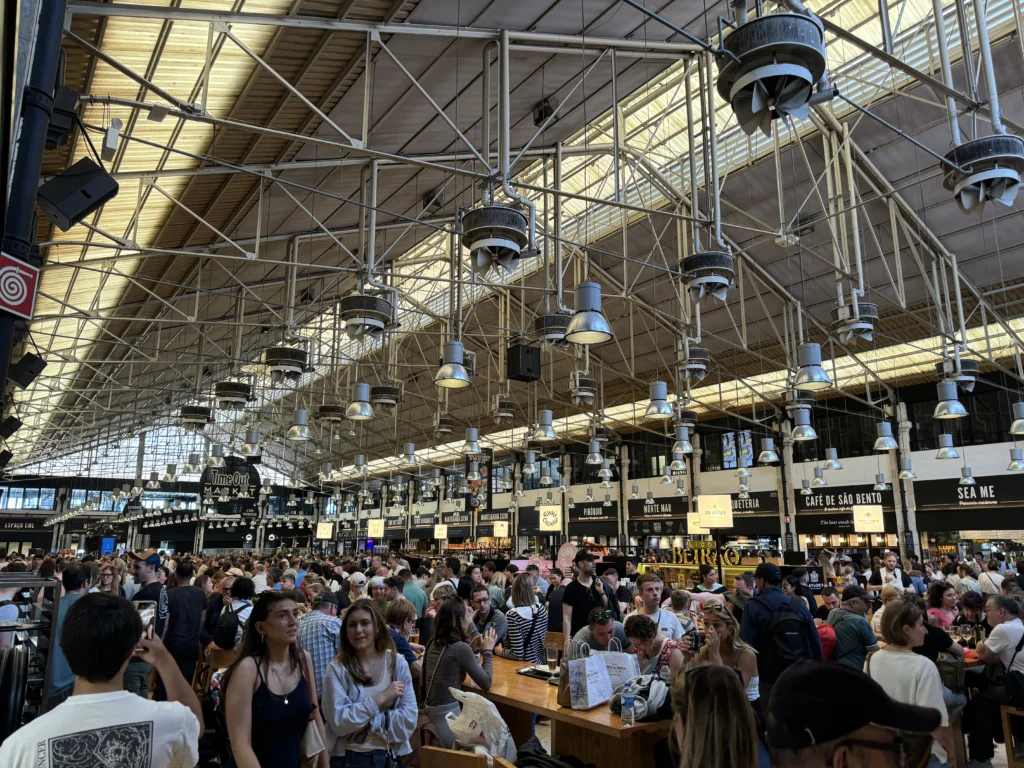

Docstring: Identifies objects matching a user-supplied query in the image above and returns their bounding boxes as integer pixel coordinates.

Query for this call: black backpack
[754,595,814,682]
[213,601,251,649]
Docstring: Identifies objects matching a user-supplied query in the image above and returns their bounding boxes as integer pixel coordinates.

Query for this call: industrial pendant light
[533,410,558,442]
[565,282,613,344]
[206,444,227,468]
[603,494,613,507]
[758,438,779,464]
[585,440,602,464]
[670,451,687,472]
[353,454,367,476]
[735,454,751,478]
[240,429,261,457]
[661,465,674,484]
[800,479,812,495]
[644,382,674,420]
[434,340,472,389]
[935,433,959,459]
[675,479,687,496]
[145,471,161,490]
[598,459,613,480]
[898,459,918,480]
[873,473,889,491]
[286,409,313,441]
[738,481,750,492]
[792,408,817,441]
[645,490,656,506]
[184,452,202,473]
[1009,448,1024,471]
[403,442,417,466]
[812,466,826,486]
[823,447,842,470]
[431,467,442,487]
[959,466,976,486]
[585,487,594,502]
[873,422,898,451]
[673,426,693,454]
[540,468,552,486]
[463,428,481,455]
[523,451,538,475]
[1011,402,1024,434]
[933,381,968,419]
[467,461,482,481]
[161,464,177,483]
[630,484,640,500]
[260,481,273,495]
[345,382,374,421]
[793,343,832,391]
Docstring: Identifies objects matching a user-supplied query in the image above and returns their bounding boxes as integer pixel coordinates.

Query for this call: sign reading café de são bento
[199,456,261,517]
[794,484,895,514]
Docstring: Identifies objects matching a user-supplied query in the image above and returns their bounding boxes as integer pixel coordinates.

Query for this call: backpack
[213,601,251,649]
[754,595,814,682]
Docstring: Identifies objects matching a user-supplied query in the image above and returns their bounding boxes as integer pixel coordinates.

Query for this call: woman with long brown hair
[670,665,759,768]
[321,599,418,766]
[97,563,125,598]
[222,592,329,768]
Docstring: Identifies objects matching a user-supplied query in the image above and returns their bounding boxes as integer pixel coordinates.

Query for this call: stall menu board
[569,501,618,523]
[628,497,687,520]
[794,484,895,513]
[914,474,1024,509]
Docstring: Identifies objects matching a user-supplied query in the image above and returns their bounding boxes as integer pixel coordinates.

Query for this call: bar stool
[1000,705,1024,768]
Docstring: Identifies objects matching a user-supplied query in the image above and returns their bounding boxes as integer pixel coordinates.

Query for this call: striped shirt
[505,604,548,663]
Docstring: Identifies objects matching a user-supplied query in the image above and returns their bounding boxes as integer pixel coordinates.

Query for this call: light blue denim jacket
[321,652,417,757]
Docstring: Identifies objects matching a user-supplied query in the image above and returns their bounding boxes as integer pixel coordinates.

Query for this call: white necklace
[269,661,292,704]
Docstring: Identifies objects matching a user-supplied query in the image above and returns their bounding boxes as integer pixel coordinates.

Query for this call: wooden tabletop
[464,656,671,739]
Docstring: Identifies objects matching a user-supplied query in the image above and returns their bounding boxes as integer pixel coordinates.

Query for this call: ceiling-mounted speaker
[7,353,45,389]
[0,450,12,468]
[507,343,541,382]
[0,416,22,440]
[36,157,119,232]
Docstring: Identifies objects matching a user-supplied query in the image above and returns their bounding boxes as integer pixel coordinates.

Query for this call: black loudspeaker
[0,417,21,440]
[7,353,45,389]
[507,343,541,382]
[0,451,12,468]
[37,157,119,232]
[46,86,80,150]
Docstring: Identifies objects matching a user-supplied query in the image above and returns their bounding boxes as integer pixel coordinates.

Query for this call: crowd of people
[0,545,1021,767]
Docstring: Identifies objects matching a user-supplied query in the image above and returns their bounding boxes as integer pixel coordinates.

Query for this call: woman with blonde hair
[669,665,759,768]
[818,550,837,586]
[487,571,507,612]
[97,563,125,598]
[694,602,759,704]
[872,584,902,638]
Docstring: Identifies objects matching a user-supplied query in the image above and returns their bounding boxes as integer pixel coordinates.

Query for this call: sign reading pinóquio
[569,501,618,523]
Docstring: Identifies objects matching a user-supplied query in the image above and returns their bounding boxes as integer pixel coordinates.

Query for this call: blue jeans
[925,755,948,768]
[330,751,390,768]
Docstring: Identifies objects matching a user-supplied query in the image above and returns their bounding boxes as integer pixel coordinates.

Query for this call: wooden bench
[1000,704,1024,768]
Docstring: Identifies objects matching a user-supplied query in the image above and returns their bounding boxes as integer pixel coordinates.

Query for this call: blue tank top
[251,658,314,768]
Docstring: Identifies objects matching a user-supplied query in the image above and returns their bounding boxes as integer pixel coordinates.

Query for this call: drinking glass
[545,642,560,672]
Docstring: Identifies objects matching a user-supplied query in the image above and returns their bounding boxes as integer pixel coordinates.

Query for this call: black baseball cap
[754,562,781,585]
[766,662,940,751]
[841,585,871,603]
[574,550,596,564]
[313,592,339,607]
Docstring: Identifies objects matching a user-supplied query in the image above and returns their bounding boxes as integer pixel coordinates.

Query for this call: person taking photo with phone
[127,548,169,698]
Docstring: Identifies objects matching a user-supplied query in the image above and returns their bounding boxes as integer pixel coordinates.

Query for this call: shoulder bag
[1001,629,1024,705]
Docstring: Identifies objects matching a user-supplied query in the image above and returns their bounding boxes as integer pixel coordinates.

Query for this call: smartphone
[135,601,157,652]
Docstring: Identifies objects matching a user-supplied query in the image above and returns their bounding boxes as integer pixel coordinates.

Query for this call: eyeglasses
[590,609,614,621]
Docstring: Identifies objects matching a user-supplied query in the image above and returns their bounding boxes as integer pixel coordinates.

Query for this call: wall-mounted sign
[569,501,617,524]
[795,511,898,534]
[730,490,779,513]
[516,506,538,536]
[852,504,885,533]
[442,510,471,526]
[687,512,710,535]
[960,530,1024,540]
[628,517,688,537]
[493,521,509,537]
[384,516,405,530]
[434,524,448,539]
[628,497,686,520]
[539,504,562,532]
[697,495,734,529]
[367,520,384,538]
[914,474,1024,510]
[478,509,511,523]
[0,519,43,530]
[794,485,895,514]
[200,456,261,517]
[411,513,436,528]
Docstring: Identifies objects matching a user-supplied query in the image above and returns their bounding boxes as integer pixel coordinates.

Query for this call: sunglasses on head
[591,609,614,620]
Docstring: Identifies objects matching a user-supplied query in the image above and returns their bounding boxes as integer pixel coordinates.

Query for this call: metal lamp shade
[1009,448,1024,471]
[463,427,481,455]
[585,440,602,464]
[565,282,613,344]
[533,409,558,441]
[873,473,889,491]
[240,429,261,457]
[933,381,968,419]
[345,383,375,421]
[812,466,826,486]
[673,426,693,454]
[206,444,226,468]
[823,447,842,470]
[1011,402,1024,435]
[935,433,960,459]
[434,340,472,389]
[758,437,779,464]
[792,408,817,441]
[286,409,313,441]
[644,381,674,420]
[898,459,918,479]
[873,422,898,451]
[959,466,976,486]
[793,342,832,391]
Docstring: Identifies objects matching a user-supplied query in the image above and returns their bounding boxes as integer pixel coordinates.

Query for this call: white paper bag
[596,648,642,690]
[567,651,613,710]
[446,688,518,763]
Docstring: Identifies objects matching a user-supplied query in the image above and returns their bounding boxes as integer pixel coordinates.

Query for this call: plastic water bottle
[621,682,635,728]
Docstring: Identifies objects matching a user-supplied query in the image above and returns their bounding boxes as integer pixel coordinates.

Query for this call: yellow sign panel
[315,522,334,540]
[852,504,884,533]
[686,512,710,535]
[493,521,509,537]
[539,504,562,532]
[434,524,448,539]
[367,519,384,538]
[697,495,734,529]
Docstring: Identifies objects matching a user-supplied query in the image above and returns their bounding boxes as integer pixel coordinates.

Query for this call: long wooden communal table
[465,656,671,768]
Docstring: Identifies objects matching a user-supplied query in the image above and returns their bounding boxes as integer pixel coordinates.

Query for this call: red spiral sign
[0,252,39,320]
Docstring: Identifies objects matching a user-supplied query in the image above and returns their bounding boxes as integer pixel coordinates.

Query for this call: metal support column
[618,444,629,547]
[896,402,921,557]
[781,421,798,552]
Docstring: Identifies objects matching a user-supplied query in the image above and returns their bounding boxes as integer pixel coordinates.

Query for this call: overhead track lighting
[565,282,612,345]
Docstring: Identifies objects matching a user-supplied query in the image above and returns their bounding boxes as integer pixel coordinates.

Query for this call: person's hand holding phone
[136,632,171,666]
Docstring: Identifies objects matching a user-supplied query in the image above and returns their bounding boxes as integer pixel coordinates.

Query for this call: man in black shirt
[157,561,206,700]
[127,548,169,698]
[813,587,841,621]
[561,550,608,643]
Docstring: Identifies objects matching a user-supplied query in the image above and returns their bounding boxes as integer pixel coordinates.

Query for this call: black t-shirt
[164,585,207,652]
[953,612,991,635]
[132,581,169,639]
[814,604,831,621]
[547,586,565,632]
[913,622,954,663]
[942,562,958,577]
[562,578,606,637]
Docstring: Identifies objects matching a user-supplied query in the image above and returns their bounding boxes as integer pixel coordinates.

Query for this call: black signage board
[628,497,687,519]
[0,518,44,530]
[569,501,618,524]
[915,508,1024,532]
[200,456,260,517]
[729,491,779,514]
[914,474,1024,510]
[794,485,895,514]
[384,516,405,530]
[477,509,511,523]
[409,528,434,539]
[411,513,437,528]
[795,511,898,534]
[465,448,493,512]
[442,510,472,527]
[445,526,472,539]
[628,518,688,537]
[517,506,538,536]
[569,521,619,537]
[725,514,784,536]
